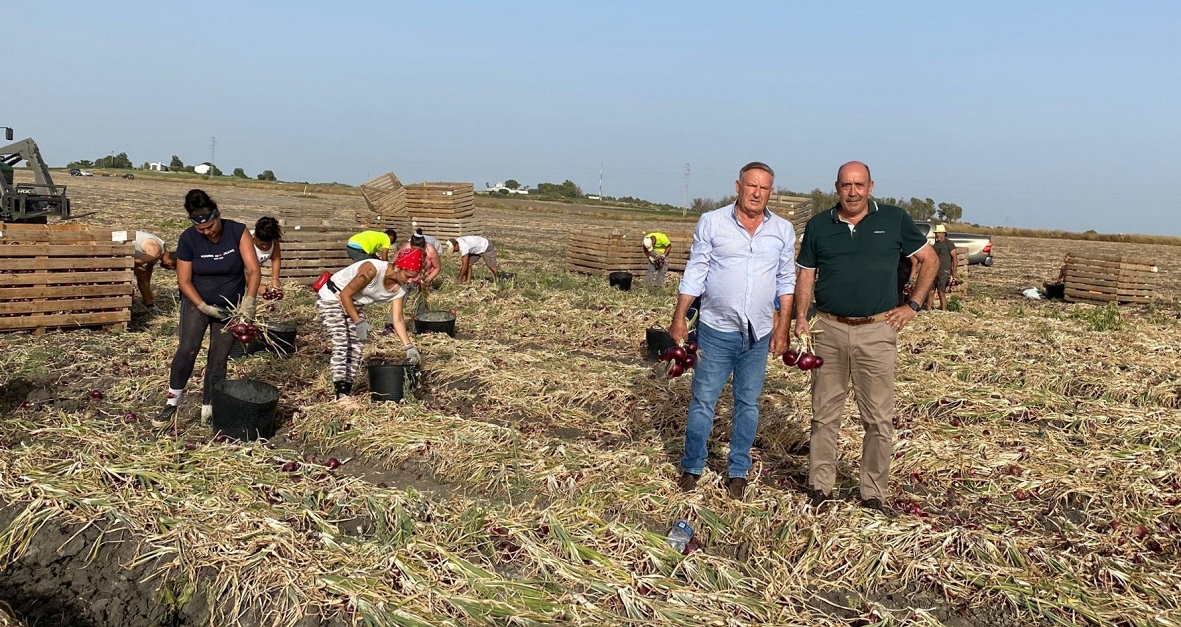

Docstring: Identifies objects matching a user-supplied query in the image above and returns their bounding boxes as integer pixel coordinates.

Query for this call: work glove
[405,345,421,366]
[240,295,257,321]
[197,302,228,319]
[354,320,371,343]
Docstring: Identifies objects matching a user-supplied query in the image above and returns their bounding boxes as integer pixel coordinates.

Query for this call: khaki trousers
[808,316,897,501]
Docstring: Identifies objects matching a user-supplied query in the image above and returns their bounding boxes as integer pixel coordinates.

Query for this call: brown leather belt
[817,311,888,326]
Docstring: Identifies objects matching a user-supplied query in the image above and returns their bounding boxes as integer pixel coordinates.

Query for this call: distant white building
[483,181,529,195]
[193,163,218,175]
[147,162,169,171]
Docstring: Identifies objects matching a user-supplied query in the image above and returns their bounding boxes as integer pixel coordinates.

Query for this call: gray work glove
[240,295,257,321]
[354,320,371,343]
[405,345,421,365]
[197,302,227,319]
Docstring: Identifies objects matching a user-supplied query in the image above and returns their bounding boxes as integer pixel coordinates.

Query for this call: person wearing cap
[346,229,398,262]
[642,231,672,288]
[154,189,261,427]
[132,231,176,310]
[316,247,425,399]
[444,235,500,283]
[930,224,958,310]
[793,162,937,517]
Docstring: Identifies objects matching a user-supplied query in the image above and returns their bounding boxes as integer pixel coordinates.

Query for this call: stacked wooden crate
[358,172,412,235]
[405,182,481,240]
[566,228,694,276]
[273,207,344,227]
[0,223,134,333]
[266,225,356,286]
[767,194,815,236]
[1064,254,1158,304]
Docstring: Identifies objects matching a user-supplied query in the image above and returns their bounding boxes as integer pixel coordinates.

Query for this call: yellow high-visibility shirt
[644,232,671,255]
[348,231,392,254]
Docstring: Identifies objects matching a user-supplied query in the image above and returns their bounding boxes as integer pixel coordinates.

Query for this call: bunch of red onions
[659,341,697,378]
[783,334,824,371]
[262,288,285,301]
[229,320,261,344]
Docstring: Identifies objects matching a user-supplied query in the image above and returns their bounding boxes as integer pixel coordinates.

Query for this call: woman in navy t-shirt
[153,189,261,427]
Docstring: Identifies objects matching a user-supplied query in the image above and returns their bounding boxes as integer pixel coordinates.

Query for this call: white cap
[643,236,654,249]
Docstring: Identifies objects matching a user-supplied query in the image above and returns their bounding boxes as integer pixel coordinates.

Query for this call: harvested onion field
[1,175,1180,626]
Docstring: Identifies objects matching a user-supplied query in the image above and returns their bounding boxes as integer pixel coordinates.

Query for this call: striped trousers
[316,299,362,384]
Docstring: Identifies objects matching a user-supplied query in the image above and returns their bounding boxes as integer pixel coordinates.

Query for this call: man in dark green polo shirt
[793,161,938,517]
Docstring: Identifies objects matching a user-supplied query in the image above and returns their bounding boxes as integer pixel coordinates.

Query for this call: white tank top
[318,259,406,304]
[250,230,273,263]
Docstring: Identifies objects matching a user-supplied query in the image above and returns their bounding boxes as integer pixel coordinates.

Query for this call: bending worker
[642,231,672,288]
[346,229,398,263]
[132,231,177,310]
[316,247,425,399]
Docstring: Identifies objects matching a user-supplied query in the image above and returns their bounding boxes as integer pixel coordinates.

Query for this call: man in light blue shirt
[668,162,796,500]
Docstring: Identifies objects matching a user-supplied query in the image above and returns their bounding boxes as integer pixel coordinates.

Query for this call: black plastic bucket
[263,323,297,355]
[369,362,410,402]
[211,379,280,441]
[646,327,675,360]
[414,310,456,337]
[609,271,633,291]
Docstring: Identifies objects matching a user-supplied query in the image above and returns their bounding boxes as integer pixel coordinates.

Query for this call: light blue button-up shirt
[677,203,796,339]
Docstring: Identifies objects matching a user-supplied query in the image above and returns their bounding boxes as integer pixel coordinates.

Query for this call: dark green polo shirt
[797,201,928,317]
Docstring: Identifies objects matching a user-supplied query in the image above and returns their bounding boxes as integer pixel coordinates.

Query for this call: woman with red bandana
[316,247,425,398]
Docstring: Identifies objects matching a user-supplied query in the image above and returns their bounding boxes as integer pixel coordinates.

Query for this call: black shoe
[333,380,353,399]
[861,498,898,519]
[151,404,177,428]
[807,488,833,509]
[677,472,700,492]
[727,477,748,501]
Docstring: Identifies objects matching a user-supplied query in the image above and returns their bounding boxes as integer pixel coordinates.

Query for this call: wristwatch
[906,300,921,312]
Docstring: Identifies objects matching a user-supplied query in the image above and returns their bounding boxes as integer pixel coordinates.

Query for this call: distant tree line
[67,152,277,181]
[690,187,966,223]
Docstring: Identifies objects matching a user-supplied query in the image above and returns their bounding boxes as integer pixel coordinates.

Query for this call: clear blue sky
[10,1,1180,235]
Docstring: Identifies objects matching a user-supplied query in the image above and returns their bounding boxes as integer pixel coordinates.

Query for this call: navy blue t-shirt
[176,219,248,307]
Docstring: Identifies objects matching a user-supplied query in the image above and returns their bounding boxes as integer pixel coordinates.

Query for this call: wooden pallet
[0,224,134,333]
[566,228,694,275]
[1064,254,1158,304]
[265,226,357,286]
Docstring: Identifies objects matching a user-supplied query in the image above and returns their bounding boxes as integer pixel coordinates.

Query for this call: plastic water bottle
[665,520,693,553]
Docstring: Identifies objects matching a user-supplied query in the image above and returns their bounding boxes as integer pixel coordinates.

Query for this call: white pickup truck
[915,221,993,266]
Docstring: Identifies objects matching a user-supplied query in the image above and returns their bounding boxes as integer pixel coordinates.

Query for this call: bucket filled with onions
[657,341,697,378]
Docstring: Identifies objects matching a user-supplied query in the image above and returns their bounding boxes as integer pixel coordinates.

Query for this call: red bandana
[393,247,425,272]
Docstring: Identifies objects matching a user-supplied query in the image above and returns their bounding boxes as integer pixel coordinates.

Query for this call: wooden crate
[273,207,348,226]
[766,194,815,236]
[267,226,357,286]
[566,228,694,276]
[359,172,412,234]
[411,217,483,241]
[1064,254,1158,304]
[0,223,134,333]
[405,182,476,220]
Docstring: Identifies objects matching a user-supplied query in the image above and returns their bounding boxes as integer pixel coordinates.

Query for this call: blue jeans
[680,321,771,479]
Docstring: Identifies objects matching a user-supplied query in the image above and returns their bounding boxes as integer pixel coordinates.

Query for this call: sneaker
[727,477,748,501]
[677,472,700,492]
[151,405,178,428]
[860,498,898,519]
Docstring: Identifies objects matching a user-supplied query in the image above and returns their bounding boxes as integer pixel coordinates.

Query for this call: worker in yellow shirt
[642,231,672,288]
[346,229,398,262]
